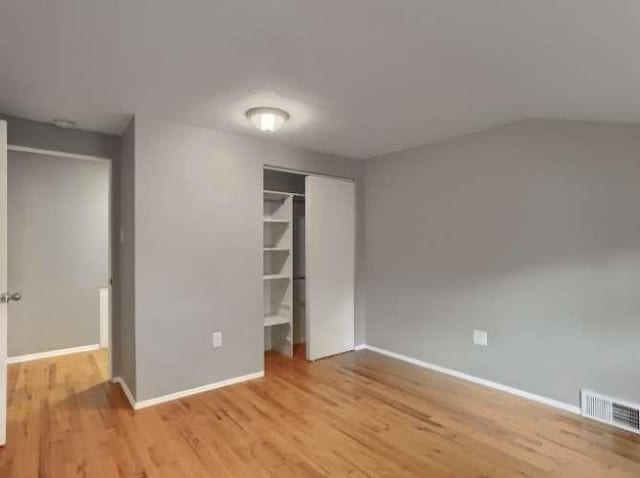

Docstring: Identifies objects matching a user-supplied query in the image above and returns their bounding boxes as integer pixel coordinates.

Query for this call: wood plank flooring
[0,346,639,477]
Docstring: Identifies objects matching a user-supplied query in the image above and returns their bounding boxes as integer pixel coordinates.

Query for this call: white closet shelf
[263,315,290,327]
[263,218,290,224]
[264,190,291,201]
[263,274,291,281]
[263,247,290,252]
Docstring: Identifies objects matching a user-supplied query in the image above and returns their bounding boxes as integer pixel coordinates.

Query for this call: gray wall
[8,151,109,356]
[115,119,136,395]
[133,116,363,401]
[364,119,640,406]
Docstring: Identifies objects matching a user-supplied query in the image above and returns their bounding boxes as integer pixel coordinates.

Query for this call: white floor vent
[581,390,640,434]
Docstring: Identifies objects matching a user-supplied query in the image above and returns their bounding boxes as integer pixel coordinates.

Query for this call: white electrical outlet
[212,331,223,348]
[473,330,488,346]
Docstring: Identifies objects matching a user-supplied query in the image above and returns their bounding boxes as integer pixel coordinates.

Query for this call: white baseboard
[354,344,367,351]
[112,376,137,409]
[115,371,264,410]
[7,344,101,364]
[360,344,580,415]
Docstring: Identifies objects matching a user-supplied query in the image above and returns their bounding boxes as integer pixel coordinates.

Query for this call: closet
[263,168,355,362]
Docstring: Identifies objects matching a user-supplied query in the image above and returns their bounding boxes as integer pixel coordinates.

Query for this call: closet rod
[263,189,305,197]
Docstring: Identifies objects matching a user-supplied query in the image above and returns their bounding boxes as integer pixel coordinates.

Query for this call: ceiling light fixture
[245,107,289,133]
[51,118,77,129]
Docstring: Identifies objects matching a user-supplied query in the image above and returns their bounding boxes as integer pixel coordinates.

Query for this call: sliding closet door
[305,175,355,361]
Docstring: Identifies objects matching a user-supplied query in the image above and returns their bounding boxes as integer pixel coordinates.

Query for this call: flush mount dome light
[51,118,77,128]
[245,107,290,133]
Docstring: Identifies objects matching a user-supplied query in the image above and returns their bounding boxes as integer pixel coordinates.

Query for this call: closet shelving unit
[263,190,295,357]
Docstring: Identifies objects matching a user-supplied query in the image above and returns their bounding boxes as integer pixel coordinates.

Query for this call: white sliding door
[305,175,355,361]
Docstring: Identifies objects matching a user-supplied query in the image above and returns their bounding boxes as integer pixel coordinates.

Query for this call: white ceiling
[1,1,639,158]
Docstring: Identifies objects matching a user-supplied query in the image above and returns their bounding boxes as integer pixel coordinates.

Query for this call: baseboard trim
[354,344,367,351]
[112,376,137,409]
[7,344,101,364]
[361,344,581,415]
[115,371,265,410]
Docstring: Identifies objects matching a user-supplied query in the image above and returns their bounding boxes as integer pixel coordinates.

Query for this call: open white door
[305,175,355,361]
[0,120,7,446]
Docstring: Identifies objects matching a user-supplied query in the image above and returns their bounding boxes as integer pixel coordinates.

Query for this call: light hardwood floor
[0,347,639,477]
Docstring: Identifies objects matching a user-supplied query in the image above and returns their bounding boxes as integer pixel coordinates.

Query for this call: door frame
[1,120,7,446]
[263,165,358,360]
[6,144,114,381]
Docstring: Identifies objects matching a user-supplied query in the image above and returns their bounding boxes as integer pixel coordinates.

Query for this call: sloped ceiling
[1,0,639,158]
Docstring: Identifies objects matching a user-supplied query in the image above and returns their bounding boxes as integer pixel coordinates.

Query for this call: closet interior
[263,169,306,358]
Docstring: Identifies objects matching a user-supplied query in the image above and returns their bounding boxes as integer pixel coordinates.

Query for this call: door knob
[1,292,22,304]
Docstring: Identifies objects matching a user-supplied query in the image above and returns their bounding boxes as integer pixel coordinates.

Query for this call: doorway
[0,123,113,446]
[6,147,111,368]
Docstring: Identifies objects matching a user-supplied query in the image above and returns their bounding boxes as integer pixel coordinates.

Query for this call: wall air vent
[581,390,640,434]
